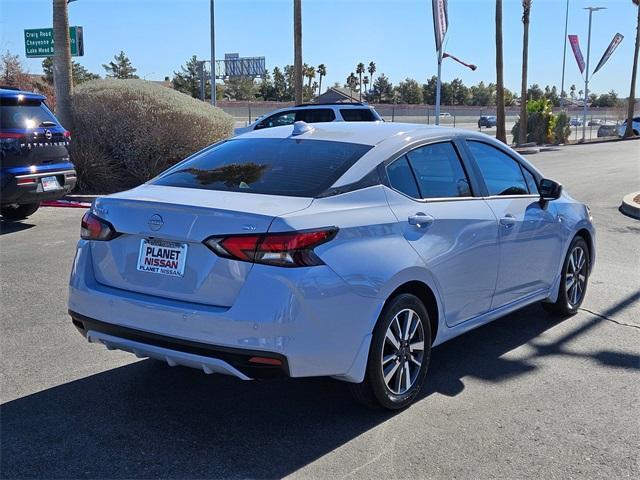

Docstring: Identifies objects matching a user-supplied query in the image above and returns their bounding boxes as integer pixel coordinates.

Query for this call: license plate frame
[136,238,188,278]
[41,176,61,191]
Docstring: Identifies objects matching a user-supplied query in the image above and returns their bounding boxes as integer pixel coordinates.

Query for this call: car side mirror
[539,178,562,201]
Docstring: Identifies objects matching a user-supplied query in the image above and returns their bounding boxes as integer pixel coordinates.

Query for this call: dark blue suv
[1,88,76,219]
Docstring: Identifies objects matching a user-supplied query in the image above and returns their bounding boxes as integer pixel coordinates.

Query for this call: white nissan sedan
[69,122,595,409]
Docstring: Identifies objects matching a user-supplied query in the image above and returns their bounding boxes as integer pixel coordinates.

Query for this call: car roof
[0,87,46,100]
[234,121,460,146]
[233,121,541,189]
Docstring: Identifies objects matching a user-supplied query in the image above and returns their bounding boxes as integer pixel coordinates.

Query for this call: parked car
[617,116,640,137]
[597,124,618,138]
[0,87,76,219]
[439,112,451,117]
[570,117,583,127]
[234,102,382,135]
[587,118,602,126]
[478,115,497,128]
[69,122,595,410]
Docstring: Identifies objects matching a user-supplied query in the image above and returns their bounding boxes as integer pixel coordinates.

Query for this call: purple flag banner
[568,35,585,74]
[593,33,624,75]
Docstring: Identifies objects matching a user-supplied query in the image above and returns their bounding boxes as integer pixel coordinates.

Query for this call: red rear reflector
[248,357,282,366]
[16,177,37,185]
[63,130,71,139]
[0,132,23,139]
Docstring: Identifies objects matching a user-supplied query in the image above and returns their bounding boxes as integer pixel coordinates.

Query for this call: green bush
[511,98,556,145]
[553,112,571,144]
[70,79,233,193]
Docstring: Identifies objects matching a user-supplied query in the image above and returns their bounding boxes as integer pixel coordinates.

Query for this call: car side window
[295,109,336,123]
[256,111,296,130]
[521,167,539,195]
[466,141,530,196]
[405,142,472,198]
[340,109,377,122]
[387,156,420,198]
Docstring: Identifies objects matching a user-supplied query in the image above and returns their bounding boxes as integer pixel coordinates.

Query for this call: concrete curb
[63,194,100,203]
[620,192,640,220]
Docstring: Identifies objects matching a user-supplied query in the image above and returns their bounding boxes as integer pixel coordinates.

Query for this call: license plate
[41,176,60,191]
[137,239,188,277]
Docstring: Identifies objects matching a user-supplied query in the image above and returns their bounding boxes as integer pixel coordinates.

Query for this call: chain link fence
[218,101,627,143]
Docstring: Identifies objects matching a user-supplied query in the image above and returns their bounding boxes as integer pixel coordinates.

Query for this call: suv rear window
[296,109,336,123]
[0,98,57,129]
[153,138,372,197]
[340,109,377,122]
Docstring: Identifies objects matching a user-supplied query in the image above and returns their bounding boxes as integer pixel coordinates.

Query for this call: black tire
[350,293,432,410]
[1,202,40,220]
[542,236,590,317]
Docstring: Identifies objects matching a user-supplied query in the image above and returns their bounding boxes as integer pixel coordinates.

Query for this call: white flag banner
[432,0,448,53]
[593,33,624,75]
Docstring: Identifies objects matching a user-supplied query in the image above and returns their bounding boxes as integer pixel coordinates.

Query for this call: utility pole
[582,6,606,141]
[560,0,570,110]
[293,0,303,105]
[52,0,73,129]
[210,0,216,105]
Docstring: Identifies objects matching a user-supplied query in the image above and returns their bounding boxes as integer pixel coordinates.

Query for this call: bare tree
[495,0,507,143]
[518,0,532,145]
[624,0,640,137]
[52,0,73,129]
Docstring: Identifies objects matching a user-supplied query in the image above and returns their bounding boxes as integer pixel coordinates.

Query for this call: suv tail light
[81,211,120,241]
[204,228,337,267]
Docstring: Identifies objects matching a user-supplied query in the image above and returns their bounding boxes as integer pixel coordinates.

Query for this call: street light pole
[210,0,216,106]
[582,6,605,141]
[560,0,570,110]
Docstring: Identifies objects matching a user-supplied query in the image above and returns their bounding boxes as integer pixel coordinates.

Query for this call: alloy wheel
[380,308,425,395]
[566,246,587,308]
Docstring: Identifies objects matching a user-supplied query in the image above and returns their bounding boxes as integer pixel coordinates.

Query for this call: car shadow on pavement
[0,219,35,235]
[1,303,637,479]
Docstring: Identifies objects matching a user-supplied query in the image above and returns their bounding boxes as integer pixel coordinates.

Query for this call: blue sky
[0,0,636,96]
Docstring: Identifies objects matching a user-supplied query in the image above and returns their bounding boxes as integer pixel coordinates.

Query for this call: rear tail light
[16,177,37,185]
[63,130,71,139]
[0,132,24,139]
[81,211,120,241]
[204,228,337,267]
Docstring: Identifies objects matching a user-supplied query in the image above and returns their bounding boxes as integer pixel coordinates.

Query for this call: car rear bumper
[68,239,381,382]
[0,166,76,205]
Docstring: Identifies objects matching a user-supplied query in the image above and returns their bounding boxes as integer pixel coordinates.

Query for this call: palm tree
[317,64,326,94]
[368,62,376,96]
[312,81,318,97]
[363,76,369,98]
[303,63,315,100]
[356,62,365,101]
[624,0,640,137]
[52,0,73,129]
[518,0,532,145]
[495,0,507,143]
[293,0,303,104]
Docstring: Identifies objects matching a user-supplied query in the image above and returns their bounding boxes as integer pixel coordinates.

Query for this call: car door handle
[500,214,516,227]
[408,213,435,228]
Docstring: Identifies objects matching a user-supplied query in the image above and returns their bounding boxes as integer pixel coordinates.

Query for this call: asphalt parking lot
[1,140,638,479]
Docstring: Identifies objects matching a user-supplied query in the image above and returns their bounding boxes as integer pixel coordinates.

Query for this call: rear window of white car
[340,109,378,122]
[152,138,372,197]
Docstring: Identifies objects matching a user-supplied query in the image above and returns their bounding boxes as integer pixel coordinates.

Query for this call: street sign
[24,26,84,58]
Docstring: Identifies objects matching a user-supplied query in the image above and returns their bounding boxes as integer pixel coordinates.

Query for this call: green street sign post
[24,26,84,58]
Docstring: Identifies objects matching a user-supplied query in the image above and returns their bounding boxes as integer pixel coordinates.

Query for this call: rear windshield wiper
[39,121,57,127]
